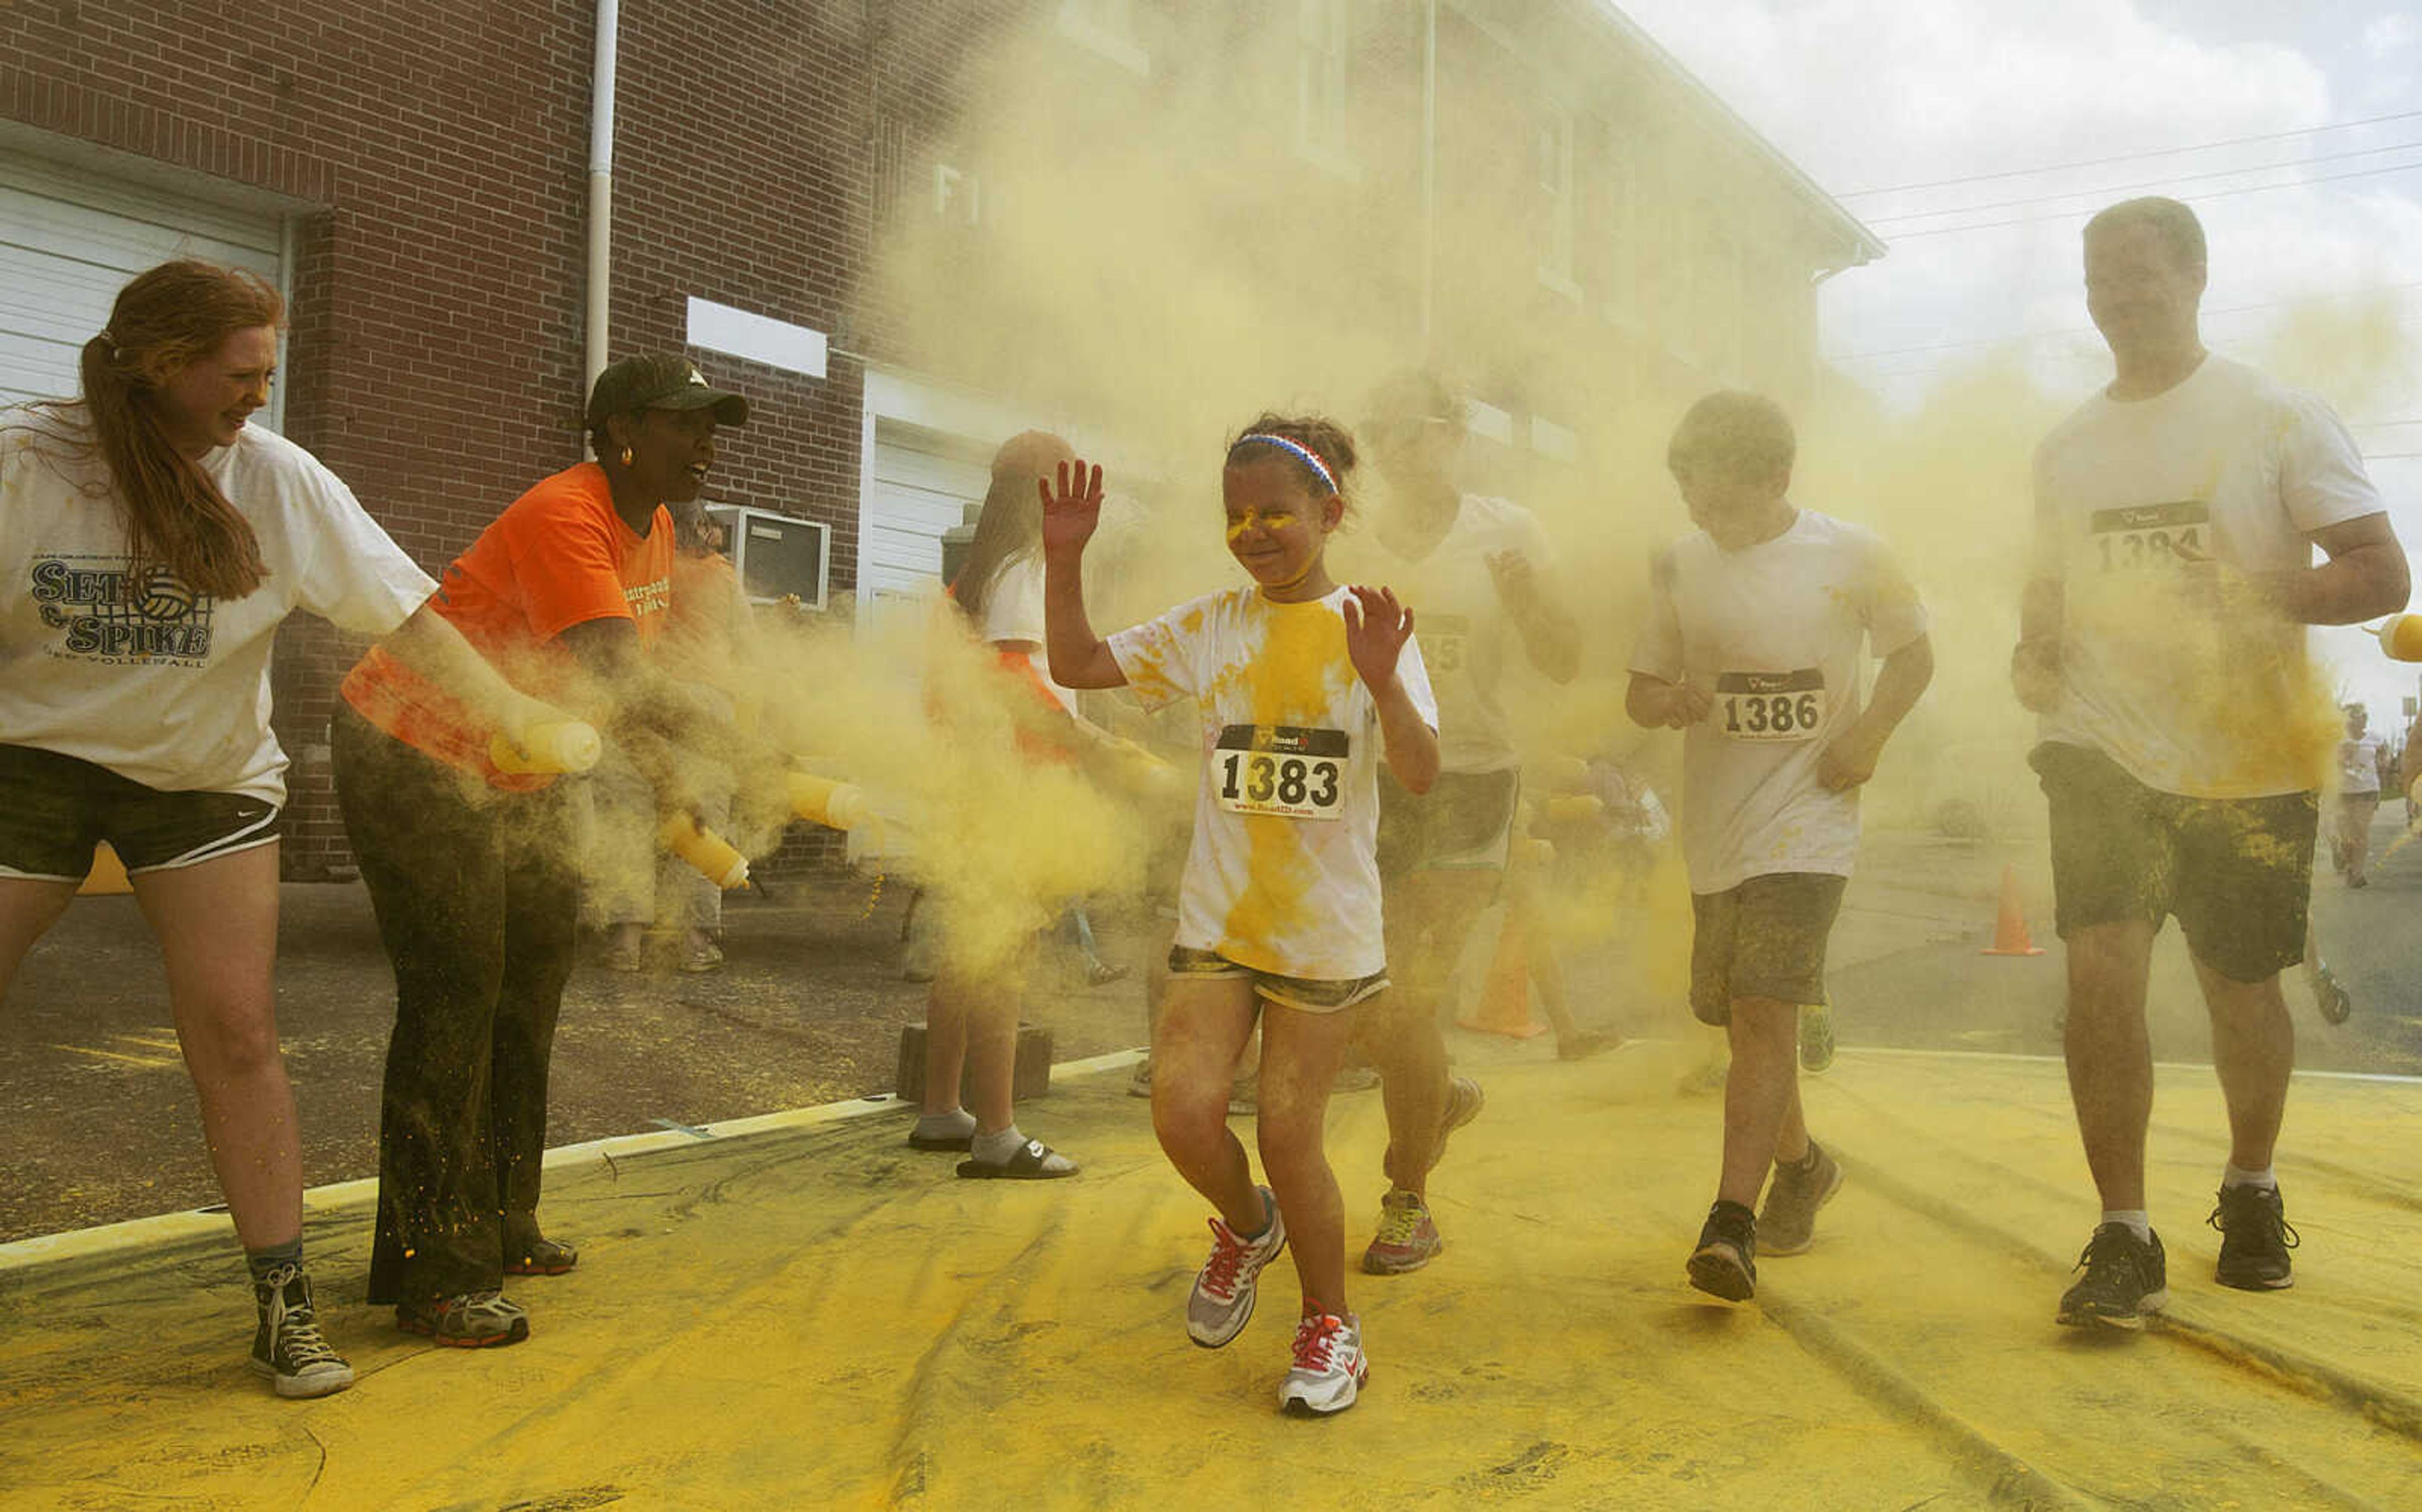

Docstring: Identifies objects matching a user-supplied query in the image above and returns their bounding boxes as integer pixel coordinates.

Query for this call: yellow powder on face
[1217,597,1357,965]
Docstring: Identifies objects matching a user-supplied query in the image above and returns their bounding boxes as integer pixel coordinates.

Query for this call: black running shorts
[1376,768,1520,878]
[2030,741,2315,984]
[0,743,280,881]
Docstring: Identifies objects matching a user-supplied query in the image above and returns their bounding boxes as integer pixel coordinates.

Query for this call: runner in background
[906,431,1092,1178]
[1628,390,1933,1305]
[1348,371,1580,1276]
[2329,702,2389,888]
[0,260,566,1397]
[334,353,763,1348]
[2015,198,2408,1329]
[586,503,754,972]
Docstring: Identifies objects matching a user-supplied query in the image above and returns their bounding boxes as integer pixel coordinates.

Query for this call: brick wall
[3,0,876,876]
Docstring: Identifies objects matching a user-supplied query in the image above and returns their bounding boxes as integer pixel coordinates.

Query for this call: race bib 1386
[1717,669,1826,742]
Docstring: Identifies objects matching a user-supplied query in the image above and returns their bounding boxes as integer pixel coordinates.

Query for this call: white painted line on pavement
[0,1046,1156,1274]
[1839,1044,2422,1086]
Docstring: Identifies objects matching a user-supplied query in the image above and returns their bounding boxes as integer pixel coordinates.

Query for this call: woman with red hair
[0,260,559,1399]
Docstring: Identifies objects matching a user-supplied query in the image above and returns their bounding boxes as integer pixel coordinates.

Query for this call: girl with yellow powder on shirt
[1041,414,1439,1416]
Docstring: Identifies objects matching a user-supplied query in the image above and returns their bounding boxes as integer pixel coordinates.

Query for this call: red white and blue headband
[1229,433,1339,496]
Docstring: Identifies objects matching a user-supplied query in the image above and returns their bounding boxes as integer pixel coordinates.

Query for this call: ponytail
[59,260,279,600]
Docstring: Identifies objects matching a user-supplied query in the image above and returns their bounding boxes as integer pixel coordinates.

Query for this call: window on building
[1688,211,1741,376]
[1599,136,1637,318]
[1536,110,1577,299]
[1057,0,1150,75]
[933,161,981,226]
[1295,0,1354,175]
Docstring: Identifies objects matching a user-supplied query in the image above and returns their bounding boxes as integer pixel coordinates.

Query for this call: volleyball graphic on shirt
[137,568,200,622]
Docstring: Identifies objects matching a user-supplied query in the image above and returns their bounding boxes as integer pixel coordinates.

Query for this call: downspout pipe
[1419,0,1437,356]
[585,0,619,392]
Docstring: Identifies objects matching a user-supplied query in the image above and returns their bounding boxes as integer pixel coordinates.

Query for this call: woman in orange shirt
[332,354,752,1346]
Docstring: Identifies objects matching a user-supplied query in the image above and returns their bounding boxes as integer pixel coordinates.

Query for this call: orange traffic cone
[79,842,132,897]
[1460,905,1550,1038]
[1980,864,2045,956]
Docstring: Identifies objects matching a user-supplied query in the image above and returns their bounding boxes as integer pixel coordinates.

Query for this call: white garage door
[859,420,991,633]
[0,151,285,416]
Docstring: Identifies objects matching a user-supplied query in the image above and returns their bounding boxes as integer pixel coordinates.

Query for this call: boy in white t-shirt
[1627,392,1933,1303]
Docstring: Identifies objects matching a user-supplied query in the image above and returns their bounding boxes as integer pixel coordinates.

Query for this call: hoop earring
[619,446,634,467]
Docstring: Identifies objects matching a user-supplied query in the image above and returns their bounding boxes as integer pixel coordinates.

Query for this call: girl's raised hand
[1038,458,1106,555]
[1341,584,1416,692]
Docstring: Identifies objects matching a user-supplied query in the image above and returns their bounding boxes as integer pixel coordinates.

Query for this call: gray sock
[915,1108,977,1141]
[971,1125,1027,1163]
[246,1238,303,1284]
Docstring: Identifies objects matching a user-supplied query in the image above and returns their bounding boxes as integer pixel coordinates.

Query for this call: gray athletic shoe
[1187,1187,1285,1348]
[1278,1310,1369,1416]
[1758,1141,1844,1257]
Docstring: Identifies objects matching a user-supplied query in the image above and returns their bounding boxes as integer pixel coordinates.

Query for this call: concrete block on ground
[895,1022,1053,1103]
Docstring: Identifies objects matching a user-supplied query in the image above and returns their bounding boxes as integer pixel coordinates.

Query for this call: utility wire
[1883,159,2422,241]
[1836,108,2422,198]
[1864,139,2422,226]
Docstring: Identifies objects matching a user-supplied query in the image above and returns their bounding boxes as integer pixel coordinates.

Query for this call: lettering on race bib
[1214,724,1348,819]
[2087,500,2208,574]
[1422,612,1470,675]
[1717,668,1826,742]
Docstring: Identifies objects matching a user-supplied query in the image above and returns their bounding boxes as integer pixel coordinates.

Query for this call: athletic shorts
[2030,741,2316,984]
[2335,790,2380,848]
[0,743,280,881]
[1688,872,1847,1025]
[1166,946,1388,1014]
[1376,768,1519,877]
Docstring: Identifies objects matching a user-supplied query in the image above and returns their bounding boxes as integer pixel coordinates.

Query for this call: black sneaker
[2057,1223,2168,1329]
[1687,1200,1757,1302]
[2209,1183,2298,1291]
[1758,1141,1844,1257]
[249,1262,354,1399]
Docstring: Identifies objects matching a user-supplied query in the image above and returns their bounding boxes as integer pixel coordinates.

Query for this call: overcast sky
[1620,0,2422,727]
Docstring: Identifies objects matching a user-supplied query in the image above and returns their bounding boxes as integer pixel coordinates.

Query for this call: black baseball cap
[586,353,750,429]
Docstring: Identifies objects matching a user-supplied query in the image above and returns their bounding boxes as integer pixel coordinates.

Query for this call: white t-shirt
[0,407,435,804]
[1348,493,1553,774]
[979,554,1077,713]
[2339,731,2385,796]
[2032,355,2385,799]
[1629,509,1927,895]
[1109,584,1438,980]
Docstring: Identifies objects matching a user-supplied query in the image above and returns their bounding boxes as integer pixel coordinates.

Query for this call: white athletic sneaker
[1278,1311,1369,1416]
[1186,1187,1285,1347]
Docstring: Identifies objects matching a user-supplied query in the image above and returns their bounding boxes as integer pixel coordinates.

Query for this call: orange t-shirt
[340,462,673,788]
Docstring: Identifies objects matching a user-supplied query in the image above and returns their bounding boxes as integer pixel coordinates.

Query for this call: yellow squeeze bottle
[489,721,604,775]
[1108,738,1183,799]
[1543,794,1605,824]
[2377,615,2422,662]
[660,816,751,890]
[787,772,869,831]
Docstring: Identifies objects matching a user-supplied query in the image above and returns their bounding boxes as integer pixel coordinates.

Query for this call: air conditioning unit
[705,505,831,610]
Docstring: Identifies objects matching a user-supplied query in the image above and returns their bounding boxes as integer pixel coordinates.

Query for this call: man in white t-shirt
[1341,371,1581,1276]
[2330,704,2389,887]
[2015,198,2409,1330]
[1627,392,1933,1305]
